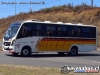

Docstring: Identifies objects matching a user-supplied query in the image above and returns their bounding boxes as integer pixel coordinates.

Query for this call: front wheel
[21,47,31,57]
[68,48,78,56]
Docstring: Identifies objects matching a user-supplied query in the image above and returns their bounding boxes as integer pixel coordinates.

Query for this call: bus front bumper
[2,45,15,53]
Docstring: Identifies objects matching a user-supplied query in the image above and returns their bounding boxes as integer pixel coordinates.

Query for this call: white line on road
[92,61,98,62]
[97,62,100,63]
[92,61,100,64]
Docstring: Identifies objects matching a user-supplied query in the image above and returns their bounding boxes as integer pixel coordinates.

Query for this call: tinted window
[82,27,91,38]
[23,23,32,36]
[46,24,57,36]
[46,25,56,31]
[59,25,70,37]
[34,23,42,30]
[17,23,32,38]
[32,23,43,36]
[17,22,96,38]
[70,26,76,37]
[91,27,96,38]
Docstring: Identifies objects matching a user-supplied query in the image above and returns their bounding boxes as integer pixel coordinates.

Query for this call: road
[0,51,100,68]
[0,42,2,46]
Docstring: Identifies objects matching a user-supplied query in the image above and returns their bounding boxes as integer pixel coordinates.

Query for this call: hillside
[0,4,100,46]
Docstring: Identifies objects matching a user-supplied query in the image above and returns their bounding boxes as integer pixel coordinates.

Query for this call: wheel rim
[71,49,76,55]
[22,49,29,56]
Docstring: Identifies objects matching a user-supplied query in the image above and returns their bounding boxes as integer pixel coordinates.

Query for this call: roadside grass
[0,64,100,75]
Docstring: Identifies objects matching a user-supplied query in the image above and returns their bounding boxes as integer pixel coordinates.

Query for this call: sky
[0,0,100,19]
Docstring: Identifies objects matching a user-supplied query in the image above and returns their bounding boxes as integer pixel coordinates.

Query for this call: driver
[21,26,27,37]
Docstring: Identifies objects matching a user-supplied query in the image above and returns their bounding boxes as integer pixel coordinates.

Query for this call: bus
[2,19,97,56]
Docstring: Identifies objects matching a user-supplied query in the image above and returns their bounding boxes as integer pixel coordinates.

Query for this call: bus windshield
[4,22,21,40]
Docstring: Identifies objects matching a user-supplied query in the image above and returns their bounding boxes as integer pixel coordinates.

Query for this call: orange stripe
[41,39,96,42]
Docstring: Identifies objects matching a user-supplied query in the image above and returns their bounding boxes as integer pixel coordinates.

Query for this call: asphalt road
[0,51,100,68]
[0,42,2,46]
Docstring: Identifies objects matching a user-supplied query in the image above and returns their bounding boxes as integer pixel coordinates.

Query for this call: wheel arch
[21,45,32,52]
[69,45,78,52]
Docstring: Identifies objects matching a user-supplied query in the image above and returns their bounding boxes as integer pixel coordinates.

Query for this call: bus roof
[19,19,96,27]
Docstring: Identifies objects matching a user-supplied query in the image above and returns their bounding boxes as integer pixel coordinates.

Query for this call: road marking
[92,61,100,64]
[92,61,98,62]
[97,62,100,63]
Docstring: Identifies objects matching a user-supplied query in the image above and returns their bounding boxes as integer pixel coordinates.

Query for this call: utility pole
[91,0,93,9]
[72,2,73,7]
[15,0,16,21]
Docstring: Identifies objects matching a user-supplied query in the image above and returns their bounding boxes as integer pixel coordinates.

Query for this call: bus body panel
[14,36,96,53]
[15,37,40,53]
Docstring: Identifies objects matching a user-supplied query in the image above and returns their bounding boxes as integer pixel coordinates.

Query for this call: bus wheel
[68,47,78,56]
[21,47,31,57]
[58,52,64,55]
[12,53,19,56]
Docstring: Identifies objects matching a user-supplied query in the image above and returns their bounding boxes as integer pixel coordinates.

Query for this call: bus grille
[4,42,11,46]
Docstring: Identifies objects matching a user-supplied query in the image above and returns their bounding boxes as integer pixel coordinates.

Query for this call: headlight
[11,40,15,46]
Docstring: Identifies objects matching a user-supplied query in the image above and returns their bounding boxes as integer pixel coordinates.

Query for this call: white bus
[2,19,97,56]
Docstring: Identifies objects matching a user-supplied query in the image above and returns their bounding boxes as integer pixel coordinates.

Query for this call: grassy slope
[0,6,100,46]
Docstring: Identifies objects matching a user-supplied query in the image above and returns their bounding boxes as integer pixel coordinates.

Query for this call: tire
[21,47,31,57]
[68,47,78,56]
[12,53,19,56]
[58,52,64,55]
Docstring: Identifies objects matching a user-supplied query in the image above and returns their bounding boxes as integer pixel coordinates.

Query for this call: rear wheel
[68,47,78,56]
[21,47,31,57]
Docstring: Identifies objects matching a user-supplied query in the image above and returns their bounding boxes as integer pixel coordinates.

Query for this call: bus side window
[78,27,82,37]
[26,26,32,37]
[57,26,62,37]
[35,31,39,36]
[71,30,75,37]
[23,26,28,37]
[64,26,70,37]
[42,24,46,36]
[21,25,28,37]
[86,28,91,38]
[17,25,28,39]
[91,27,96,38]
[34,23,42,36]
[82,27,92,38]
[63,31,67,37]
[82,27,86,37]
[46,25,56,36]
[60,26,65,37]
[70,26,76,37]
[41,31,45,36]
[73,26,81,37]
[48,31,53,36]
